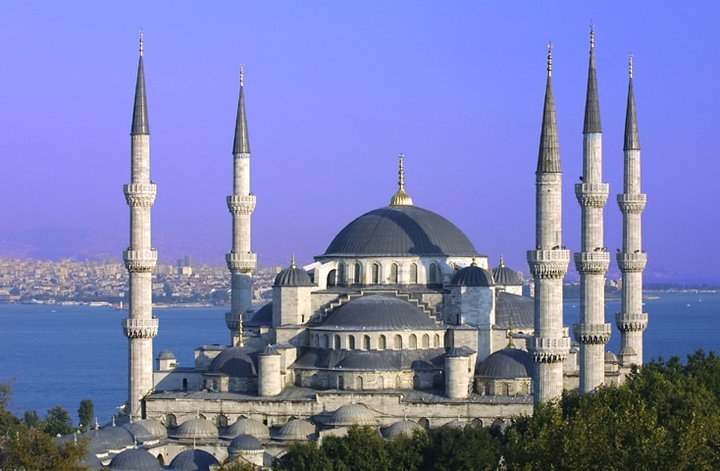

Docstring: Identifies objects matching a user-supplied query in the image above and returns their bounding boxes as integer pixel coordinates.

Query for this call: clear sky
[0,1,718,282]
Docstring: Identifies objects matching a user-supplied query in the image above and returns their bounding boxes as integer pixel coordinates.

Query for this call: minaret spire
[226,65,257,347]
[616,55,648,366]
[123,34,159,420]
[390,153,413,206]
[574,27,611,392]
[527,44,571,403]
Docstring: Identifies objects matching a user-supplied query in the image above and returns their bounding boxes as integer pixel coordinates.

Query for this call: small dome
[321,295,436,331]
[108,448,163,471]
[222,418,270,440]
[605,351,618,363]
[329,403,377,427]
[208,347,257,377]
[274,419,316,441]
[451,264,494,287]
[476,348,534,379]
[170,417,218,440]
[84,426,134,455]
[157,349,176,360]
[492,258,523,286]
[229,434,263,451]
[274,257,314,287]
[134,419,167,439]
[441,419,466,429]
[382,420,425,438]
[122,422,154,444]
[261,344,280,356]
[168,449,219,471]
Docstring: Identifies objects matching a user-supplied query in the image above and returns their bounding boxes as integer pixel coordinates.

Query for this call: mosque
[85,30,648,469]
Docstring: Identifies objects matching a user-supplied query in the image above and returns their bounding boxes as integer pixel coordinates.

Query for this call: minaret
[573,28,611,392]
[122,33,159,419]
[527,45,571,403]
[225,65,257,347]
[616,55,648,366]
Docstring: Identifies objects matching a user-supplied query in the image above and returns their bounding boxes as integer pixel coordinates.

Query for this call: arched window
[355,376,363,390]
[434,334,440,348]
[337,264,346,285]
[348,335,356,350]
[371,263,380,284]
[409,334,417,349]
[429,262,441,284]
[395,376,402,389]
[166,414,177,428]
[394,334,402,350]
[422,334,430,349]
[390,263,399,284]
[363,335,371,350]
[182,378,188,391]
[379,376,385,389]
[410,263,418,284]
[379,335,387,350]
[322,334,330,349]
[327,269,337,287]
[334,334,341,350]
[354,263,362,284]
[216,414,228,428]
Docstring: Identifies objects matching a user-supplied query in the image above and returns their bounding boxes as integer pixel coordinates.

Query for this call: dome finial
[290,253,297,269]
[139,30,144,57]
[628,53,633,79]
[546,42,553,77]
[471,256,477,267]
[240,64,245,87]
[506,317,516,349]
[499,254,505,267]
[390,153,414,206]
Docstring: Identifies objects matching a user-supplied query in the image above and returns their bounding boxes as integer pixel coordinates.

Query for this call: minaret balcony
[225,311,242,331]
[227,195,257,215]
[574,251,610,274]
[573,323,611,345]
[616,252,647,272]
[617,193,647,214]
[124,183,157,207]
[528,336,571,363]
[124,249,158,273]
[226,252,257,273]
[527,249,570,279]
[615,312,648,332]
[574,182,609,208]
[123,317,159,339]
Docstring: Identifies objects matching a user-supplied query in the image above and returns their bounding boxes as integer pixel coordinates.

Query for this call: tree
[77,400,94,432]
[23,410,42,428]
[44,406,74,437]
[0,427,88,471]
[273,441,332,471]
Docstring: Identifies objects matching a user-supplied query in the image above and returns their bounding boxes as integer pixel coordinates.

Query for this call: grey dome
[274,266,314,287]
[328,403,377,426]
[495,292,534,329]
[108,448,163,471]
[168,449,219,471]
[476,348,534,379]
[84,426,134,455]
[451,265,494,286]
[382,420,425,438]
[274,419,316,441]
[229,434,263,451]
[157,349,176,360]
[492,260,523,286]
[605,351,619,362]
[222,418,270,440]
[208,347,257,377]
[322,205,477,257]
[134,419,167,439]
[122,422,154,444]
[321,295,436,331]
[441,419,466,429]
[170,417,218,440]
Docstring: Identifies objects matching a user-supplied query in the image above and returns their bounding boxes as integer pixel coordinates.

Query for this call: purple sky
[0,2,718,282]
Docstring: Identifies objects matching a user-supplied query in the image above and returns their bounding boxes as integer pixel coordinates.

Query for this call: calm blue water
[0,292,718,424]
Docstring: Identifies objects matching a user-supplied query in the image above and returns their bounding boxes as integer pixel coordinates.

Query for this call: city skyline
[1,2,718,282]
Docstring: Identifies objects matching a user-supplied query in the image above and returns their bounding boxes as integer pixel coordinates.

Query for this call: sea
[0,291,718,425]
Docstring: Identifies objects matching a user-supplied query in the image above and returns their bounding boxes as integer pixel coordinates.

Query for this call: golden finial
[629,54,634,79]
[471,257,477,267]
[290,253,297,269]
[139,31,144,56]
[590,24,595,49]
[499,255,505,267]
[506,317,516,349]
[390,153,414,206]
[547,42,553,77]
[240,64,245,87]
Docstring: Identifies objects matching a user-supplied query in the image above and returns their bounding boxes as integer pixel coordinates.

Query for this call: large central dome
[321,205,477,257]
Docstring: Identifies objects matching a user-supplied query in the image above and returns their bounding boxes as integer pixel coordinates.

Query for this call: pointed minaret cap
[537,43,561,174]
[624,54,640,151]
[583,26,602,134]
[233,64,251,155]
[390,153,414,206]
[131,31,150,135]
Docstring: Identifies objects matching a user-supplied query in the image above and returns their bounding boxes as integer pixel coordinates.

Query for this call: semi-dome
[492,258,523,286]
[451,264,494,286]
[222,417,270,440]
[108,448,163,471]
[382,420,425,438]
[168,449,219,471]
[328,403,377,427]
[321,205,477,258]
[274,419,316,441]
[476,348,534,379]
[208,347,257,377]
[170,417,218,440]
[321,295,436,331]
[229,434,264,451]
[274,255,314,287]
